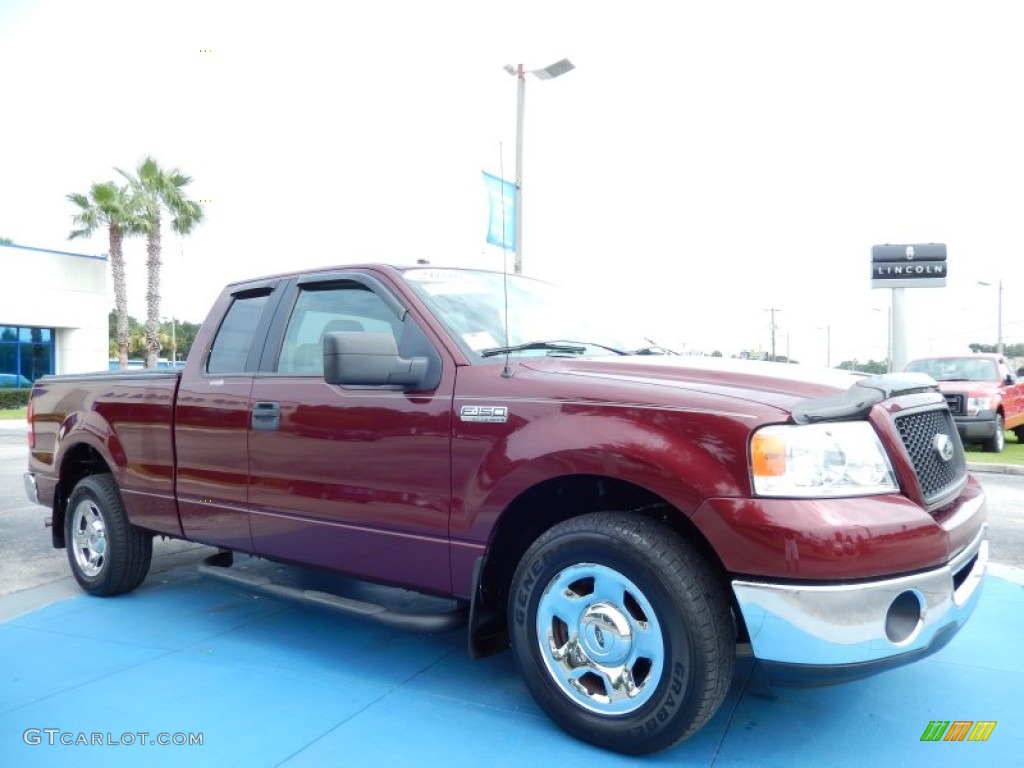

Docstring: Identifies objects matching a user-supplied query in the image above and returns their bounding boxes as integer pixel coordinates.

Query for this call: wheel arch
[467,473,741,658]
[51,441,114,549]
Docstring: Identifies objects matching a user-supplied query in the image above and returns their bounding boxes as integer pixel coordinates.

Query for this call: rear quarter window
[207,293,270,374]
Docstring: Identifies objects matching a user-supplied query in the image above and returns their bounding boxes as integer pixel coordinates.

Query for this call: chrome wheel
[71,498,107,577]
[983,414,1005,453]
[64,475,152,595]
[510,513,734,754]
[536,563,664,715]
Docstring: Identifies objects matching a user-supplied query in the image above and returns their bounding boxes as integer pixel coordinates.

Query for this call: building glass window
[0,325,55,388]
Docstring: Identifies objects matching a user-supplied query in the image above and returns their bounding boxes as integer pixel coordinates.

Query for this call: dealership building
[1,242,108,388]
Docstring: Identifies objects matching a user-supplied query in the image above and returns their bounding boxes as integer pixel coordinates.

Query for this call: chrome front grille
[894,407,966,504]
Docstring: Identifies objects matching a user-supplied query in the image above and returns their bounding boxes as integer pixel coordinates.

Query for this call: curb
[966,461,1024,476]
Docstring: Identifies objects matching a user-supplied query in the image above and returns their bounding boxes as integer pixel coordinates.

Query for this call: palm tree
[118,157,204,367]
[68,182,139,369]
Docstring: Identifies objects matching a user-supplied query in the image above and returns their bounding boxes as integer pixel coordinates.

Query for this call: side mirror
[323,332,428,387]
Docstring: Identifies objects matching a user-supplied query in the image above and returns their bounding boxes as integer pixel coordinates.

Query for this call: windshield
[401,268,660,358]
[905,357,998,381]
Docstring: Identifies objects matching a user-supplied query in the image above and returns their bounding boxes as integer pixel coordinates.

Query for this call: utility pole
[765,308,781,362]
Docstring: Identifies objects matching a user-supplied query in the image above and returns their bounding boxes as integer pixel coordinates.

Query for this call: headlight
[966,396,997,416]
[750,422,897,497]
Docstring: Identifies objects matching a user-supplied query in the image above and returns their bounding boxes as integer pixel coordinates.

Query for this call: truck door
[174,281,281,551]
[246,272,455,594]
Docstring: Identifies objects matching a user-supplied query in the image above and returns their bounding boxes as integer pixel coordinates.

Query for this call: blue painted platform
[1,559,1021,767]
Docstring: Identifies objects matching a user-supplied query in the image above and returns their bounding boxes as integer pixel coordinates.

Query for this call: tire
[982,414,1005,453]
[65,474,153,596]
[508,513,734,755]
[1014,426,1024,444]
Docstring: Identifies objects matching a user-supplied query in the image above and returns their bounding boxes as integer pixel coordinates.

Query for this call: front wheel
[65,474,152,595]
[508,513,734,755]
[982,414,1005,453]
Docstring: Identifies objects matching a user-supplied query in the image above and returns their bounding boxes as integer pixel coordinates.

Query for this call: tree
[118,157,204,368]
[107,311,149,360]
[68,183,140,369]
[969,342,1024,357]
[109,312,200,362]
[837,359,888,374]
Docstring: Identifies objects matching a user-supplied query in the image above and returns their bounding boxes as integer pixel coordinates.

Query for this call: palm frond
[66,192,90,209]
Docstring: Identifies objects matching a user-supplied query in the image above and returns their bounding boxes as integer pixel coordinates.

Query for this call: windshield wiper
[480,341,588,358]
[479,340,630,358]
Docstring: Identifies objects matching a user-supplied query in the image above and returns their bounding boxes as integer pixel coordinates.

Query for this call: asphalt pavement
[1,418,1022,766]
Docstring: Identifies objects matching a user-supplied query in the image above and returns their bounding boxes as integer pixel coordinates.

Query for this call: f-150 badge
[460,405,509,423]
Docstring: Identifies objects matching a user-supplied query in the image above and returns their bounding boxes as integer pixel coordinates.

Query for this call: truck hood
[931,380,1000,396]
[520,356,866,415]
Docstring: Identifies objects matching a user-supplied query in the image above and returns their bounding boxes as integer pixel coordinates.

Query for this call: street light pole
[998,279,1004,356]
[505,58,575,275]
[513,64,526,275]
[978,279,1004,356]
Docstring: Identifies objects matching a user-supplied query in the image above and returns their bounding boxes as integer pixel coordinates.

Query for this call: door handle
[251,401,280,431]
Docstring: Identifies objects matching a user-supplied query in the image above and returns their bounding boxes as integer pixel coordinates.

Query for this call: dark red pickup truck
[24,264,988,755]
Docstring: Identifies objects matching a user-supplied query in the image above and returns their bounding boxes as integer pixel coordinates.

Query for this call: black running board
[199,551,468,633]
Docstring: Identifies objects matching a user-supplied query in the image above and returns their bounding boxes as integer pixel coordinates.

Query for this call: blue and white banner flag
[483,171,516,251]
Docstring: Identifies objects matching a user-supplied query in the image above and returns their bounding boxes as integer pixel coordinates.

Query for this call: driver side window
[277,284,398,375]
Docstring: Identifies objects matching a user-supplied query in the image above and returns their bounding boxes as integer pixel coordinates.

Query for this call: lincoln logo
[905,245,915,260]
[933,433,955,462]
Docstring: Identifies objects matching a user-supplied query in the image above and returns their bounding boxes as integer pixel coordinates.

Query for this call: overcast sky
[2,0,1022,367]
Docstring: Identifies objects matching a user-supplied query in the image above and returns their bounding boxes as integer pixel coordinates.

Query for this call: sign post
[871,243,947,372]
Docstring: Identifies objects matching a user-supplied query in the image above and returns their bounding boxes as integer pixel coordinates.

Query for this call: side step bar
[198,551,468,633]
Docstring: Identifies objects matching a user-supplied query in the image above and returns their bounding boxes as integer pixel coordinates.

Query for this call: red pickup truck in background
[24,264,988,755]
[904,353,1024,452]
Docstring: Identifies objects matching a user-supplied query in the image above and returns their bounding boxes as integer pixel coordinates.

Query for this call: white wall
[2,243,108,374]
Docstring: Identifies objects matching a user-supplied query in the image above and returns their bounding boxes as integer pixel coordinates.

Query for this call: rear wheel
[508,513,734,755]
[1014,425,1024,444]
[982,414,1005,453]
[65,475,152,595]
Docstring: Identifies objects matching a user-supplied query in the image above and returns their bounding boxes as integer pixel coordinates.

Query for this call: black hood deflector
[791,372,938,425]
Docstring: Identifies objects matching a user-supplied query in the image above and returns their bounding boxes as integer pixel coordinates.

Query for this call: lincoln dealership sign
[871,243,947,288]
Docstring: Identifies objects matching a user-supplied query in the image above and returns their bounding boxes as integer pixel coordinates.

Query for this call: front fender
[451,407,751,543]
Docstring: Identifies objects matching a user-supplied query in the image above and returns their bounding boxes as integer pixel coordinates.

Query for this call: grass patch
[964,429,1024,465]
[0,406,27,420]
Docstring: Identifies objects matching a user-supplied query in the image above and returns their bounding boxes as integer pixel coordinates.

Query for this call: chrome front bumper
[732,524,988,675]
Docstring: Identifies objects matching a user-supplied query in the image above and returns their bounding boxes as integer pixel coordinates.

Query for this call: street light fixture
[977,279,1004,356]
[504,58,575,274]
